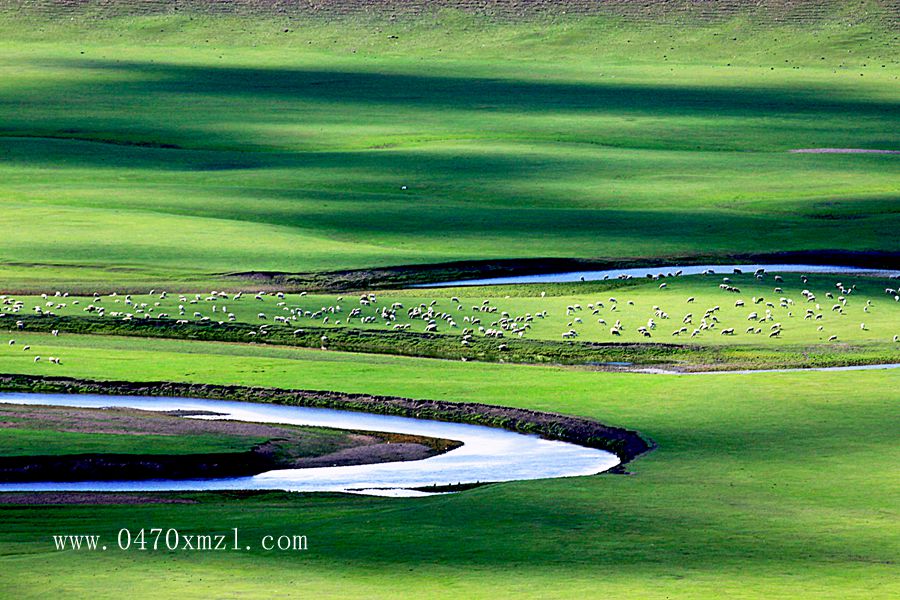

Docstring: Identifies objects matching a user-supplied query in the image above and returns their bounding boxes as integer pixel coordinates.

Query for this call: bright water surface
[0,394,620,497]
[418,264,900,287]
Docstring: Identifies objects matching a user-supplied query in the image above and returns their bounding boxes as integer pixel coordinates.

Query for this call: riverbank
[226,251,900,291]
[0,403,460,483]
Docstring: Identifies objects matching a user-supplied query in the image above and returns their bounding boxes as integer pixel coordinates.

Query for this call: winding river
[0,393,620,497]
[418,263,900,287]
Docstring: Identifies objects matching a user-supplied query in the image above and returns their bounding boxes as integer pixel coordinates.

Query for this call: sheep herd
[1,270,898,367]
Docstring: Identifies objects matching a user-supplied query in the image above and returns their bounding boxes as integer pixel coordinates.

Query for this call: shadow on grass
[48,58,900,117]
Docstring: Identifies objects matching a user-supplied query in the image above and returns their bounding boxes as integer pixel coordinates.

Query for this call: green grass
[0,9,896,289]
[0,4,897,597]
[0,427,260,457]
[0,338,897,598]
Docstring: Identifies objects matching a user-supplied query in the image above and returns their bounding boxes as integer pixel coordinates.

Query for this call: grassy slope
[0,339,897,598]
[0,8,897,289]
[0,4,897,598]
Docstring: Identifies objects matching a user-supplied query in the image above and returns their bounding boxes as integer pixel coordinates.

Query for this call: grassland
[0,5,897,290]
[3,272,898,369]
[0,340,897,598]
[0,2,897,598]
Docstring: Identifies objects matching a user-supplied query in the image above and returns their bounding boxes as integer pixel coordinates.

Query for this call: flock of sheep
[1,270,898,365]
[557,270,899,343]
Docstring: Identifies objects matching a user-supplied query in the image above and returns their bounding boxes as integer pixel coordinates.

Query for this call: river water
[0,393,620,497]
[417,263,899,288]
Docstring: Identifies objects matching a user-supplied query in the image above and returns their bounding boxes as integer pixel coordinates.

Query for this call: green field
[0,4,897,290]
[1,340,897,598]
[0,2,898,598]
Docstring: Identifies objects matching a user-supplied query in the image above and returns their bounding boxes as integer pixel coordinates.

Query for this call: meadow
[0,6,897,290]
[0,2,898,598]
[0,338,897,598]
